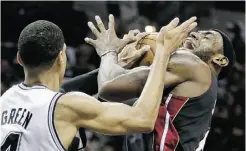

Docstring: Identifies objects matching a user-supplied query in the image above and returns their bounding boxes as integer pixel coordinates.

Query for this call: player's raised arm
[85,15,150,90]
[55,15,197,135]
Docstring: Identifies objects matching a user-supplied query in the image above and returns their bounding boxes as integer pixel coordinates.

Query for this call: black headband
[213,29,236,80]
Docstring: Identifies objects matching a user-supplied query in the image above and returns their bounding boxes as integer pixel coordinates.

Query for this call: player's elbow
[143,120,155,132]
[133,113,155,133]
[135,118,155,133]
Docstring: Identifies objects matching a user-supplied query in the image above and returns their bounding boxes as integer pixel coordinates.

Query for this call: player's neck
[23,67,60,92]
[208,63,220,78]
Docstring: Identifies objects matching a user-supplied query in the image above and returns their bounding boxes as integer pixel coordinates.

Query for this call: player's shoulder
[171,48,208,68]
[56,91,101,121]
[1,84,23,99]
[172,49,201,60]
[1,85,15,97]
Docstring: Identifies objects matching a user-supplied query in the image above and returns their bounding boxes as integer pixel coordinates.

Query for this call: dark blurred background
[1,1,245,151]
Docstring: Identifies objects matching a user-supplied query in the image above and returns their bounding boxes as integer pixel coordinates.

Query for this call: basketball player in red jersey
[85,15,235,151]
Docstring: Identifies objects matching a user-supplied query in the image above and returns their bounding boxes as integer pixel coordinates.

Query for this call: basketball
[135,32,158,67]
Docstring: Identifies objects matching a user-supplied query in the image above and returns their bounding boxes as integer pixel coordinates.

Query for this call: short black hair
[18,20,65,68]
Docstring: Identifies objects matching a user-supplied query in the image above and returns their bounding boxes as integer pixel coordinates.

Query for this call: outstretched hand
[156,16,197,55]
[85,14,136,57]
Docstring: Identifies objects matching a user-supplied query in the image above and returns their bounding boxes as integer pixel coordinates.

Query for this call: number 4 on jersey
[1,132,22,151]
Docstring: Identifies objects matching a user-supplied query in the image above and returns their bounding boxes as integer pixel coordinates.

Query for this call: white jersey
[0,83,66,151]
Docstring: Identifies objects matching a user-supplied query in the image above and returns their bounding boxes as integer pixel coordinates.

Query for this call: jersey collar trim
[18,83,47,90]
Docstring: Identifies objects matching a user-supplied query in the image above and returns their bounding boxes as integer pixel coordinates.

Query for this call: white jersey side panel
[0,83,65,151]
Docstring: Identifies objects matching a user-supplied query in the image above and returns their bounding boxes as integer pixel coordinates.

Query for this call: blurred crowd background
[1,1,245,151]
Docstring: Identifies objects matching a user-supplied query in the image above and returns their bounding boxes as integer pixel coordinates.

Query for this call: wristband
[100,50,117,57]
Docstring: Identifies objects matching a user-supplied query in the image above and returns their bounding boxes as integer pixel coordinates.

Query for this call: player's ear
[16,52,23,66]
[212,54,229,67]
[57,51,64,67]
[57,44,66,66]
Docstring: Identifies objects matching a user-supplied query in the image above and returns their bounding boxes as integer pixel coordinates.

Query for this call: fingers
[95,15,106,32]
[123,29,140,40]
[122,45,149,64]
[123,34,128,39]
[128,29,140,37]
[137,45,150,56]
[108,14,115,32]
[177,16,197,31]
[122,36,136,46]
[157,17,179,42]
[165,17,180,31]
[186,22,198,33]
[84,37,96,46]
[178,17,197,38]
[122,30,138,45]
[136,32,147,39]
[156,26,166,42]
[119,45,150,69]
[88,22,100,37]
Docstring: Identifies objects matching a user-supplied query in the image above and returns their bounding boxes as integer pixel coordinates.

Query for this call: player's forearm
[98,52,128,90]
[60,69,98,95]
[134,49,170,125]
[98,67,149,102]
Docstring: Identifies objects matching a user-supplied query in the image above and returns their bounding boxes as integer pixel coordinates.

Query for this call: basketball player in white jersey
[0,15,197,151]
